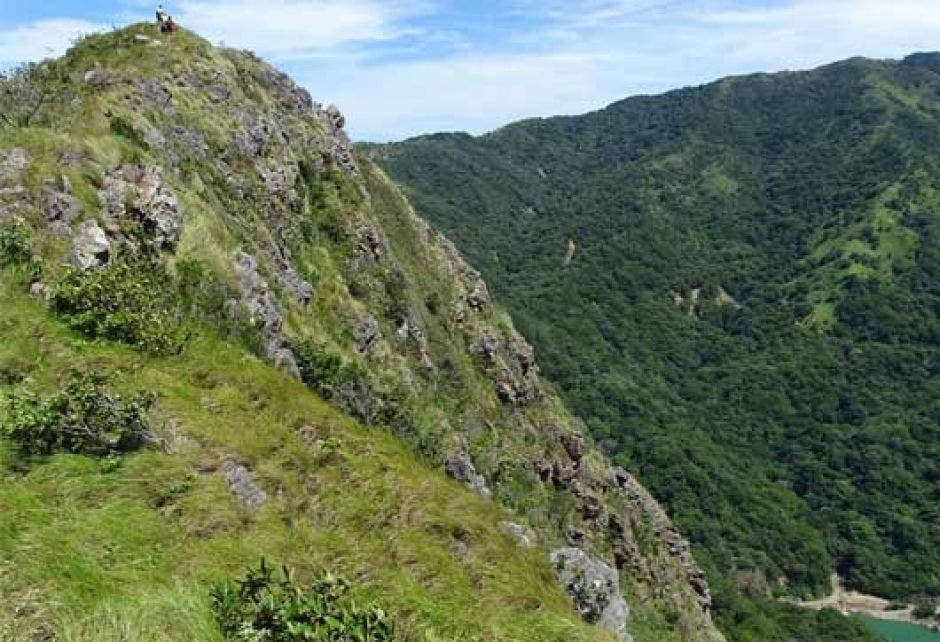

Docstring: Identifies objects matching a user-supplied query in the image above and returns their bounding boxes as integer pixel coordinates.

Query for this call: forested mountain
[0,25,734,641]
[372,53,940,639]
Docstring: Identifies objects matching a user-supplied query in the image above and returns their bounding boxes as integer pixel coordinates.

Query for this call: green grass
[0,273,606,641]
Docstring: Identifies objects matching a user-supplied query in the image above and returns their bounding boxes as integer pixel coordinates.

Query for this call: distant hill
[372,52,940,639]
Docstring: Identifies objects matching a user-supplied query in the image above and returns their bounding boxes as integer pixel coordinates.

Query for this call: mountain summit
[0,25,723,641]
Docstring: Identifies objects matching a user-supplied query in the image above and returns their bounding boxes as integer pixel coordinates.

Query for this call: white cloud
[177,0,430,57]
[0,19,107,67]
[3,1,940,139]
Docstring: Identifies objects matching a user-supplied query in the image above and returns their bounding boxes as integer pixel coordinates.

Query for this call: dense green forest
[372,52,940,639]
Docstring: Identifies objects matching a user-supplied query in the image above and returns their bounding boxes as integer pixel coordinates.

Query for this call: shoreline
[782,574,939,632]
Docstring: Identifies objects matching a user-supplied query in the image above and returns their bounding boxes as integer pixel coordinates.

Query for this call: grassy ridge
[0,271,605,641]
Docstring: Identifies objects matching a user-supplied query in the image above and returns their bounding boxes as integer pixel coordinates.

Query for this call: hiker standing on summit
[155,5,178,33]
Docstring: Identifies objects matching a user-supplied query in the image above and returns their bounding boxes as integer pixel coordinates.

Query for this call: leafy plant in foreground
[211,559,392,641]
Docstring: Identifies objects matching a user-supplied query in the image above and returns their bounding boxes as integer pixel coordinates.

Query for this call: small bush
[914,602,937,619]
[0,61,74,129]
[1,372,156,456]
[50,260,187,355]
[291,339,379,423]
[0,224,32,266]
[210,559,392,641]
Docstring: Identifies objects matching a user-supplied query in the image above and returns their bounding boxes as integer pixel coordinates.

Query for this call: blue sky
[2,1,940,141]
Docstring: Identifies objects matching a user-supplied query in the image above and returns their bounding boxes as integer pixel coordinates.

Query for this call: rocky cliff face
[0,25,720,640]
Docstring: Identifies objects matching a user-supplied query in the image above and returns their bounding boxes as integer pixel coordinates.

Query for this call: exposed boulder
[258,67,313,114]
[470,332,499,365]
[444,440,490,497]
[99,165,182,250]
[495,371,541,407]
[41,185,81,223]
[0,148,28,184]
[318,105,359,175]
[466,284,488,312]
[273,348,302,380]
[266,244,313,305]
[355,222,385,262]
[220,457,268,509]
[507,339,535,375]
[610,467,713,612]
[324,104,346,131]
[83,68,109,87]
[68,220,110,269]
[171,125,209,158]
[354,315,381,355]
[135,78,175,116]
[229,253,301,379]
[561,433,584,464]
[233,111,276,158]
[550,547,631,642]
[501,521,536,548]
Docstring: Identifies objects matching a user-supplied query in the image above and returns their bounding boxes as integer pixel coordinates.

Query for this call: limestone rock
[220,458,268,509]
[324,104,346,130]
[0,148,28,184]
[234,251,285,359]
[257,67,313,113]
[466,284,488,312]
[444,442,490,497]
[550,547,631,641]
[68,220,110,269]
[41,186,81,223]
[274,348,302,379]
[354,315,380,355]
[501,521,536,548]
[99,165,182,250]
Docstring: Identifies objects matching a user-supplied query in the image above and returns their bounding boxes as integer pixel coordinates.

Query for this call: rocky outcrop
[68,220,110,269]
[354,314,381,355]
[231,251,300,378]
[221,457,268,509]
[501,521,536,548]
[445,440,490,497]
[611,468,712,612]
[0,148,28,184]
[551,547,631,642]
[319,104,358,175]
[99,165,182,251]
[41,184,81,225]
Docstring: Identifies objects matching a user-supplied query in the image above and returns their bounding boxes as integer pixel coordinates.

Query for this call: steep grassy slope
[373,54,940,639]
[0,25,724,641]
[0,273,604,641]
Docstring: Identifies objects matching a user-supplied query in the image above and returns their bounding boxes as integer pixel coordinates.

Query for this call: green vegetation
[210,559,392,641]
[374,52,940,640]
[50,261,188,356]
[0,224,32,266]
[0,271,604,641]
[2,372,155,456]
[0,24,663,641]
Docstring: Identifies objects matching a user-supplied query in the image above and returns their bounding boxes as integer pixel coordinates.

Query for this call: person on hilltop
[155,5,177,33]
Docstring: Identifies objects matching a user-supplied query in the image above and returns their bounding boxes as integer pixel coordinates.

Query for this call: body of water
[863,617,940,642]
